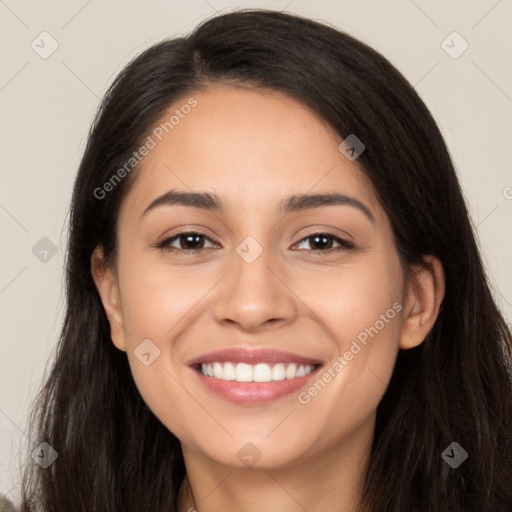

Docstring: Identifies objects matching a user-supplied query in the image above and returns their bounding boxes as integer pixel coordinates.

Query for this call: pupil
[184,234,203,249]
[312,235,331,250]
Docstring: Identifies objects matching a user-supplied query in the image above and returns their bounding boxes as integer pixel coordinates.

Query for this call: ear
[91,245,127,352]
[399,255,445,350]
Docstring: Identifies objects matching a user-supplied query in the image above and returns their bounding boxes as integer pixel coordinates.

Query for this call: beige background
[1,0,511,503]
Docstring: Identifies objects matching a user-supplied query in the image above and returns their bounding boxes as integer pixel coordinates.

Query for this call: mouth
[188,348,323,405]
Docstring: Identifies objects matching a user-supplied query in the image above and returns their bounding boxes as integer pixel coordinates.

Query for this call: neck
[178,418,373,512]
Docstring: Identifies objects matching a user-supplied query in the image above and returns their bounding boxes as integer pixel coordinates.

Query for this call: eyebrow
[141,189,375,223]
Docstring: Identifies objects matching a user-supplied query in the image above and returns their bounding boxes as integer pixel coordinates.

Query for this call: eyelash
[155,231,355,254]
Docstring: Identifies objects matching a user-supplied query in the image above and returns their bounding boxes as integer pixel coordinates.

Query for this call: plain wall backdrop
[1,0,511,504]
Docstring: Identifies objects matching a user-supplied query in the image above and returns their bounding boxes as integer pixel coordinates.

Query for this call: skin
[92,85,445,512]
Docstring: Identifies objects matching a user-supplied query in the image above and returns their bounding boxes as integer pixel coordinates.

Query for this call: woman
[18,9,512,512]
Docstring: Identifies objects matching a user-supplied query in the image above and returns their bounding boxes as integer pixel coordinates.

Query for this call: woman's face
[93,85,438,471]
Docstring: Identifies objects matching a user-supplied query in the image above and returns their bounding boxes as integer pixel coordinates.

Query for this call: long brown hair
[19,9,512,511]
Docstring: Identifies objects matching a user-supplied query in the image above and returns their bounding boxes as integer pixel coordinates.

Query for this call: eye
[293,233,354,252]
[155,231,354,254]
[156,231,219,253]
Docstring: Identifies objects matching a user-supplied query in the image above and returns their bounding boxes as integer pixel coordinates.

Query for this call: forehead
[120,85,382,222]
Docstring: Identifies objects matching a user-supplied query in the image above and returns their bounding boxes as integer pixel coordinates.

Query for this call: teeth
[213,362,223,379]
[236,363,253,382]
[271,363,286,381]
[200,362,315,382]
[286,363,297,379]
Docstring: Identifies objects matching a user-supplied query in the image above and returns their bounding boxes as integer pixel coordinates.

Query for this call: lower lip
[192,366,321,405]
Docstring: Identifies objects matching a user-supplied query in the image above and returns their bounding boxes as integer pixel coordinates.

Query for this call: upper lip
[188,348,323,367]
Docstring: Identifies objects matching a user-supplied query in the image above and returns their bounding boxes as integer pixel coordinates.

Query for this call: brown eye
[294,233,354,252]
[157,232,218,252]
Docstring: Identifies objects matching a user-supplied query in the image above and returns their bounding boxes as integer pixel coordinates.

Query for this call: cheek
[296,251,403,351]
[118,256,212,341]
[294,251,403,407]
[114,255,228,441]
[332,268,402,357]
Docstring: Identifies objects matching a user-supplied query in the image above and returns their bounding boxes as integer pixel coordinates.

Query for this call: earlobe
[91,246,127,352]
[399,255,445,350]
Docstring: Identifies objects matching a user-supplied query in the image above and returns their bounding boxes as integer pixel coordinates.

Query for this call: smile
[189,347,323,405]
[200,362,316,382]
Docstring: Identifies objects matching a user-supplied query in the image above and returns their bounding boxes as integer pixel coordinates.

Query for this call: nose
[212,242,298,333]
